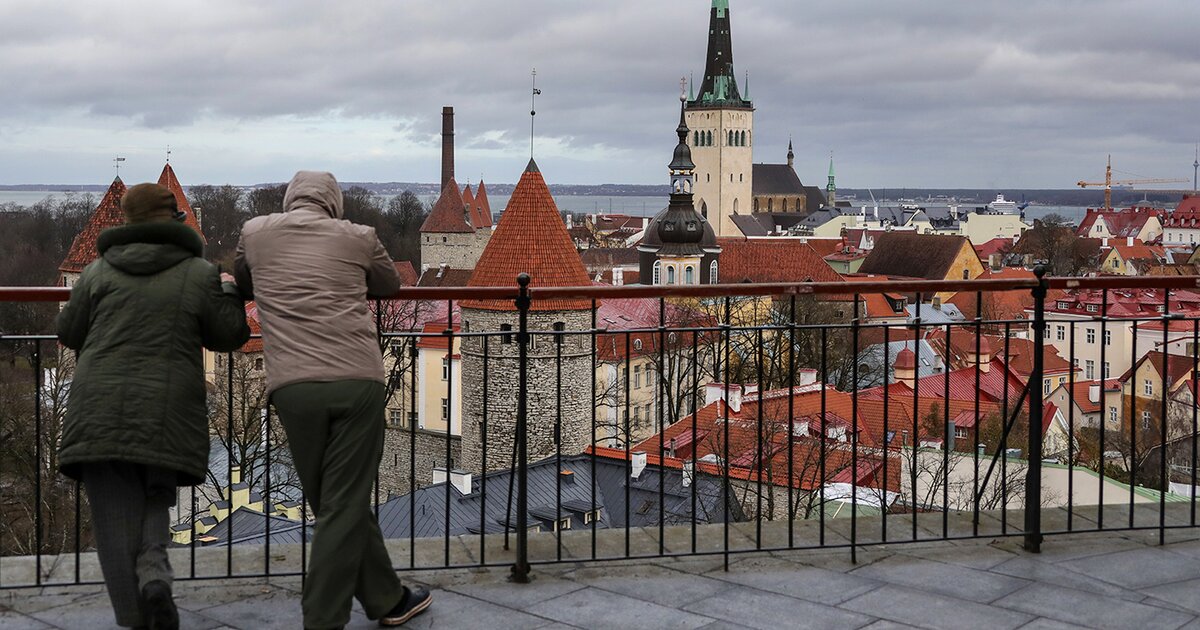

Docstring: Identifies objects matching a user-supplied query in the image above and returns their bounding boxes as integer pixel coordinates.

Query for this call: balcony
[2,273,1200,628]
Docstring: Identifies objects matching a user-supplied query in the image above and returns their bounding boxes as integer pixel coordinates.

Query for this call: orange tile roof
[394,261,418,286]
[241,302,264,353]
[715,237,843,284]
[156,163,205,241]
[59,177,127,273]
[463,160,591,311]
[470,180,493,229]
[419,178,473,234]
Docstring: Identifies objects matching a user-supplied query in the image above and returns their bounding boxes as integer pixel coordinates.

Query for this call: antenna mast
[530,68,541,159]
[1193,143,1198,193]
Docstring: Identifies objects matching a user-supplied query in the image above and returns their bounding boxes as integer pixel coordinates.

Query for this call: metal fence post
[511,273,532,583]
[1025,266,1048,553]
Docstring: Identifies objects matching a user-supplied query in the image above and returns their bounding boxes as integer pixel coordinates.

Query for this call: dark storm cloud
[1,0,1197,186]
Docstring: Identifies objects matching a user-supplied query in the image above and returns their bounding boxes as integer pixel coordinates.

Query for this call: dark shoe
[141,580,179,630]
[379,586,432,626]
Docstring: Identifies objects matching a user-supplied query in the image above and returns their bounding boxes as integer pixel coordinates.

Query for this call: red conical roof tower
[471,180,493,229]
[463,160,590,311]
[461,183,475,211]
[156,163,206,240]
[420,178,473,234]
[59,177,128,274]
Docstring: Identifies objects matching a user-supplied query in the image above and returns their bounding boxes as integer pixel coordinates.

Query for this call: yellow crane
[1076,155,1188,211]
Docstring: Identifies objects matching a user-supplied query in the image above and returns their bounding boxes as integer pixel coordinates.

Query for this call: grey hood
[283,170,344,219]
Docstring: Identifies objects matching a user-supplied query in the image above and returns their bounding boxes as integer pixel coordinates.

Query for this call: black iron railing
[0,272,1198,587]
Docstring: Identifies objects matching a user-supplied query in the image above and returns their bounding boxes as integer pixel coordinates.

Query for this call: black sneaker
[141,580,179,630]
[379,586,432,626]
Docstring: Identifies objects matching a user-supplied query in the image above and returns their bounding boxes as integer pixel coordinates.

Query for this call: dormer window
[1057,301,1070,309]
[687,222,697,232]
[1086,304,1098,313]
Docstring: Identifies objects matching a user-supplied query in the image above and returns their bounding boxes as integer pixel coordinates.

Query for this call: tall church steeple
[827,153,837,207]
[685,0,754,238]
[690,0,752,109]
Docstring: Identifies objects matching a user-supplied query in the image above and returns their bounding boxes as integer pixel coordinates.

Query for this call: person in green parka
[56,183,250,630]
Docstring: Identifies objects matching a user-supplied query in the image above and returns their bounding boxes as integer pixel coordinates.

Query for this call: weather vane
[679,76,687,99]
[113,156,126,177]
[530,68,541,159]
[166,145,171,163]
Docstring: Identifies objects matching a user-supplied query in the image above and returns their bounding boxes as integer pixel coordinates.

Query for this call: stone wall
[420,231,490,270]
[460,307,593,474]
[378,424,462,497]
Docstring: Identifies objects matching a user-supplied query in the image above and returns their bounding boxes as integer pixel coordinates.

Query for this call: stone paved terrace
[6,509,1200,629]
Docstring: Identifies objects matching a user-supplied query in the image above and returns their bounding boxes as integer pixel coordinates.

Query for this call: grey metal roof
[216,453,739,547]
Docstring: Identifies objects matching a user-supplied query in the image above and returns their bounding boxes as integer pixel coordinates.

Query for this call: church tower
[826,153,836,207]
[640,94,720,285]
[687,0,754,238]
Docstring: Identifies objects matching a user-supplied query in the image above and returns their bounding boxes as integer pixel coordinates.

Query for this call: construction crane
[1076,155,1188,211]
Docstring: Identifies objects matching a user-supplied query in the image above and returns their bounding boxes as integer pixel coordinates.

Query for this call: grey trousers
[82,461,176,628]
[273,380,404,629]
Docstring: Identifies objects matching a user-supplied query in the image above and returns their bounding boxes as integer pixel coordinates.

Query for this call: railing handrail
[4,275,1199,304]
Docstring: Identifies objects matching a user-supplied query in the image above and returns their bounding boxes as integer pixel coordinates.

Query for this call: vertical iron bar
[511,274,531,583]
[1099,290,1109,529]
[850,294,860,564]
[481,336,489,564]
[590,300,598,560]
[624,332,632,559]
[445,301,454,567]
[691,329,700,554]
[1130,318,1138,529]
[755,327,764,549]
[883,323,892,541]
[555,311,563,562]
[265,402,272,575]
[912,293,922,541]
[1159,290,1170,546]
[1192,318,1199,527]
[787,294,796,548]
[226,350,233,576]
[1002,324,1011,534]
[74,478,80,584]
[658,297,667,556]
[33,341,42,585]
[972,291,982,534]
[819,326,828,546]
[1067,320,1076,531]
[943,323,951,539]
[722,296,731,571]
[1024,267,1047,553]
[408,336,417,567]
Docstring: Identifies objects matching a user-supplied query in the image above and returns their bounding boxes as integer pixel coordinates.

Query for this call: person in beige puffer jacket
[234,171,430,629]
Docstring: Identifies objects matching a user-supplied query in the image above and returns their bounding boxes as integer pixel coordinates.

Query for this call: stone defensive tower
[459,159,594,473]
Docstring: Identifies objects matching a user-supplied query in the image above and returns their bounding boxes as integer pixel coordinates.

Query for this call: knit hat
[121,183,180,224]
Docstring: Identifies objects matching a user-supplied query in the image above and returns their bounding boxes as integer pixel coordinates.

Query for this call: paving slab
[838,583,1034,630]
[1059,545,1200,589]
[708,555,883,606]
[528,585,715,630]
[683,584,873,630]
[993,583,1194,630]
[849,553,1029,603]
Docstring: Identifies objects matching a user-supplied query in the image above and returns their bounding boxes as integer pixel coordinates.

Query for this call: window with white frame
[441,357,450,381]
[1085,360,1095,379]
[652,261,661,285]
[685,265,695,285]
[1103,362,1110,378]
[1110,406,1118,425]
[388,409,403,426]
[1142,411,1151,430]
[1044,379,1051,395]
[1086,329,1096,344]
[1087,304,1099,312]
[1056,325,1065,341]
[710,260,719,283]
[1144,379,1153,396]
[441,398,449,421]
[634,365,642,389]
[667,266,676,285]
[1104,329,1111,345]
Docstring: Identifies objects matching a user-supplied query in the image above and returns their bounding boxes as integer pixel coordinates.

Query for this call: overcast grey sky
[2,1,1198,188]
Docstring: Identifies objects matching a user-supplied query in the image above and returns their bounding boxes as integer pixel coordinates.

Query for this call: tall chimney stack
[441,106,455,190]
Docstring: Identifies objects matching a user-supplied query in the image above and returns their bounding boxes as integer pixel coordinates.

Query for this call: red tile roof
[1075,207,1157,239]
[470,180,493,229]
[974,237,1014,259]
[59,177,127,273]
[156,163,205,240]
[241,302,264,353]
[394,261,418,286]
[419,178,473,234]
[463,160,591,311]
[715,237,843,284]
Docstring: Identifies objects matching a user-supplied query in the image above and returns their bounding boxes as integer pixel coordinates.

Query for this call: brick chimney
[441,106,454,190]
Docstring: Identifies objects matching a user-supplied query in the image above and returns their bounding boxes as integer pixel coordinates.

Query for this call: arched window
[693,131,699,145]
[666,266,676,285]
[700,200,708,218]
[684,266,694,284]
[728,130,734,145]
[740,131,746,146]
[733,198,739,214]
[706,131,712,146]
[767,198,773,212]
[652,260,662,285]
[710,260,719,283]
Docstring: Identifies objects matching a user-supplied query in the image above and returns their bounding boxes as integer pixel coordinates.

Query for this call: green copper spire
[827,152,837,206]
[828,153,835,177]
[689,0,751,110]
